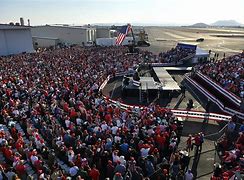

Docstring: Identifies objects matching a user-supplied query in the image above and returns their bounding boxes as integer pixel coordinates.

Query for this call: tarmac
[141,26,244,56]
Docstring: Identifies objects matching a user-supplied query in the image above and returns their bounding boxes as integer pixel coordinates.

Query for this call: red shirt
[15,142,23,151]
[4,148,13,159]
[89,168,100,180]
[63,103,69,112]
[70,110,77,118]
[155,135,166,145]
[104,114,112,124]
[74,84,79,93]
[194,136,201,146]
[187,137,192,146]
[16,164,26,175]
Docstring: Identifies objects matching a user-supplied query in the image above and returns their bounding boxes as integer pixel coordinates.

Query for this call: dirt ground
[141,27,244,56]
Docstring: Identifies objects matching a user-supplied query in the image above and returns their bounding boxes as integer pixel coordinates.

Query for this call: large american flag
[115,24,132,45]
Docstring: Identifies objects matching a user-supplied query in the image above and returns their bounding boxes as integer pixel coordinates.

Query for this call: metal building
[0,24,34,56]
[31,25,96,47]
[96,27,117,38]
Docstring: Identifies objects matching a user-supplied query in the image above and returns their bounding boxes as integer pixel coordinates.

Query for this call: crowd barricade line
[104,94,232,123]
[185,75,225,109]
[197,72,241,106]
[99,75,111,92]
[99,70,242,121]
[185,75,244,119]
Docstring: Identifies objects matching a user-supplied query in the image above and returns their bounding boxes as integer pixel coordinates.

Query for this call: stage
[122,67,181,98]
[153,67,181,91]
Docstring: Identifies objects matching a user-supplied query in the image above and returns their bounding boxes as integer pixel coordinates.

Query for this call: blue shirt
[120,143,129,153]
[239,125,244,132]
[227,122,236,132]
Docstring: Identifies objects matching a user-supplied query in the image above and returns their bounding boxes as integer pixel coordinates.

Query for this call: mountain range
[191,20,243,27]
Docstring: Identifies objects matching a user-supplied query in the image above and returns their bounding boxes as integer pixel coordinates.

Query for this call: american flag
[115,24,132,45]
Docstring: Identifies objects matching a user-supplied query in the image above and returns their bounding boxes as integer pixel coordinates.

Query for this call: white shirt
[93,126,100,133]
[114,136,121,143]
[147,129,154,136]
[101,123,108,131]
[185,172,193,180]
[13,110,19,117]
[35,140,44,150]
[140,148,150,157]
[68,151,74,162]
[116,119,122,127]
[111,126,119,135]
[31,155,38,165]
[76,118,82,126]
[112,153,120,163]
[65,120,71,128]
[121,112,127,121]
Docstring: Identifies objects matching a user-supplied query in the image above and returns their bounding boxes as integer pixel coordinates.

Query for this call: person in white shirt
[114,135,121,143]
[65,119,71,129]
[140,146,150,157]
[121,111,127,121]
[101,122,108,131]
[116,119,122,127]
[185,169,193,180]
[147,128,155,136]
[30,153,38,165]
[68,149,75,163]
[112,151,120,163]
[76,118,82,126]
[93,126,101,133]
[119,156,126,166]
[111,126,119,135]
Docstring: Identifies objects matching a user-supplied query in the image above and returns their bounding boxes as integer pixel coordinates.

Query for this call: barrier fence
[99,72,234,122]
[185,74,244,119]
[197,72,241,106]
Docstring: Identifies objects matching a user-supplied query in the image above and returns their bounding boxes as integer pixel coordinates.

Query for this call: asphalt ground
[141,27,244,56]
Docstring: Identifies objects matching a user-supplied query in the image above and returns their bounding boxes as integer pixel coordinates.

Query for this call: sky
[1,0,244,26]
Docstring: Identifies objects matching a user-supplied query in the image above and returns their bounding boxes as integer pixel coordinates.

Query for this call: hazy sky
[1,0,244,25]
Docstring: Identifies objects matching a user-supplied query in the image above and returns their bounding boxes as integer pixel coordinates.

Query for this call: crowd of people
[213,118,244,179]
[0,46,193,179]
[199,53,244,98]
[158,46,196,64]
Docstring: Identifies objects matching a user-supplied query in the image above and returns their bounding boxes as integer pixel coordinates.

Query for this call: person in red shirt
[89,164,100,180]
[70,107,77,120]
[186,135,192,153]
[194,134,201,155]
[11,125,18,140]
[63,102,69,112]
[104,113,112,125]
[155,134,166,151]
[4,146,13,162]
[15,160,27,179]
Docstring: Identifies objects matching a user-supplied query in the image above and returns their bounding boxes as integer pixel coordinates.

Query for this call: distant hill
[211,20,243,27]
[190,23,209,27]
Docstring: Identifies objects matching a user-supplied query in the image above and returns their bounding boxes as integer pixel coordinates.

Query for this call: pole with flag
[115,24,132,45]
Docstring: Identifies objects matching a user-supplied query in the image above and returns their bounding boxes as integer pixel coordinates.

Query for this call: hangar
[0,24,34,56]
[31,25,96,47]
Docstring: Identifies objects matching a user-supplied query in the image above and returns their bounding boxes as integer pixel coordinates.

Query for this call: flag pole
[129,23,136,46]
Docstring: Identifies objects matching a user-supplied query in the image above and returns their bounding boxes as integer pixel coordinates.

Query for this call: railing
[197,72,241,106]
[185,74,244,120]
[99,71,233,122]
